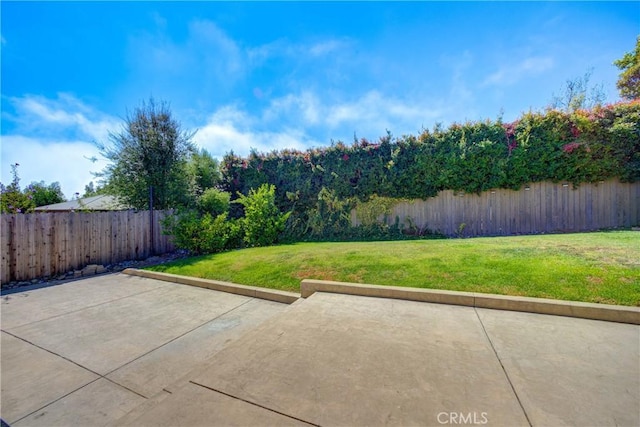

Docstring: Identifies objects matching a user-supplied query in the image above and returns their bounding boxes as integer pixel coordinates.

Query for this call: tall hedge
[221,101,640,213]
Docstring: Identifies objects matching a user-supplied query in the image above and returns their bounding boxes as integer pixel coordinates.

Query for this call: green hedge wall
[221,101,640,214]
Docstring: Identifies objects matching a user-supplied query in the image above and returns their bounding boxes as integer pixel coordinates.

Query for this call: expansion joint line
[103,297,256,377]
[190,381,321,427]
[2,331,148,424]
[1,284,170,329]
[473,307,533,427]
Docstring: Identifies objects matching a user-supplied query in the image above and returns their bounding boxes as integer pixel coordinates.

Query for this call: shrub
[354,194,397,226]
[198,188,230,216]
[197,213,243,254]
[306,187,352,239]
[281,190,444,242]
[235,184,290,247]
[163,210,243,255]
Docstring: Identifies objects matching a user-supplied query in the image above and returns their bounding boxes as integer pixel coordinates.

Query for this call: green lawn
[146,231,640,306]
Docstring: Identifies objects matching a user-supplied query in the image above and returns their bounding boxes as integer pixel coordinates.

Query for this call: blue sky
[1,1,638,198]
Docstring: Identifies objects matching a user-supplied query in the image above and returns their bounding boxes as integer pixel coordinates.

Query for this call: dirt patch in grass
[294,267,340,282]
[591,296,619,305]
[587,276,605,285]
[346,269,367,283]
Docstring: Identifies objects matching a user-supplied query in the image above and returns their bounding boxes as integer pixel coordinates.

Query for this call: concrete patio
[1,273,638,426]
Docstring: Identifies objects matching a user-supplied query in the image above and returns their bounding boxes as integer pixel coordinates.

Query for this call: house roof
[34,195,130,212]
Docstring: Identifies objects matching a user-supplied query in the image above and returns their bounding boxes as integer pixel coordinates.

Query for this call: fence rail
[1,210,175,284]
[352,179,640,237]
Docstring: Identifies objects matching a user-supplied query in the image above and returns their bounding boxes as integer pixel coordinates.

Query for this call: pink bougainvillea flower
[570,125,581,138]
[562,142,581,154]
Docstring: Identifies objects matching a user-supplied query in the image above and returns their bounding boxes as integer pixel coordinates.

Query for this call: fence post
[149,186,155,256]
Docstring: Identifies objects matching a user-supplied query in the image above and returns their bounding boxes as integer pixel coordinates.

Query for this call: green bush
[163,210,243,255]
[198,188,230,216]
[280,190,443,242]
[354,194,397,226]
[235,184,291,247]
[165,184,290,253]
[198,213,243,254]
[306,187,353,239]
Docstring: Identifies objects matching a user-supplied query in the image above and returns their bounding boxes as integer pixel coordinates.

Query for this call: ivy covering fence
[221,101,639,213]
[166,101,639,253]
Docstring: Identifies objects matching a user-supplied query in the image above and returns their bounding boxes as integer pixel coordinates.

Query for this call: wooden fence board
[15,215,26,281]
[1,210,175,284]
[352,179,640,237]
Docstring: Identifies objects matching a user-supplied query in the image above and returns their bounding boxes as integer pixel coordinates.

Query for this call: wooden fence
[352,179,640,237]
[1,210,175,284]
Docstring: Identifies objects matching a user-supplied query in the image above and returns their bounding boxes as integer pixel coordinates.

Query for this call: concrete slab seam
[7,375,148,425]
[473,307,533,427]
[300,279,640,325]
[1,330,150,423]
[1,330,104,377]
[7,377,104,425]
[1,280,174,330]
[3,296,259,423]
[102,376,149,399]
[123,269,300,304]
[103,297,255,380]
[188,381,320,427]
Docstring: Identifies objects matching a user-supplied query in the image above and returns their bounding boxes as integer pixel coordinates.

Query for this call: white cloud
[1,94,120,198]
[188,19,244,76]
[150,11,167,30]
[270,90,440,128]
[0,135,101,199]
[241,88,447,146]
[248,37,352,65]
[128,18,349,94]
[123,17,360,114]
[308,39,350,57]
[440,51,474,109]
[264,91,321,125]
[483,56,554,86]
[193,105,313,158]
[247,39,293,66]
[124,18,248,101]
[323,91,442,134]
[8,93,120,142]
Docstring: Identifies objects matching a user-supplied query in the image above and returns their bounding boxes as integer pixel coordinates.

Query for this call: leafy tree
[82,181,109,198]
[551,69,605,112]
[186,148,221,198]
[614,36,640,100]
[26,181,65,207]
[0,163,35,213]
[97,98,196,210]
